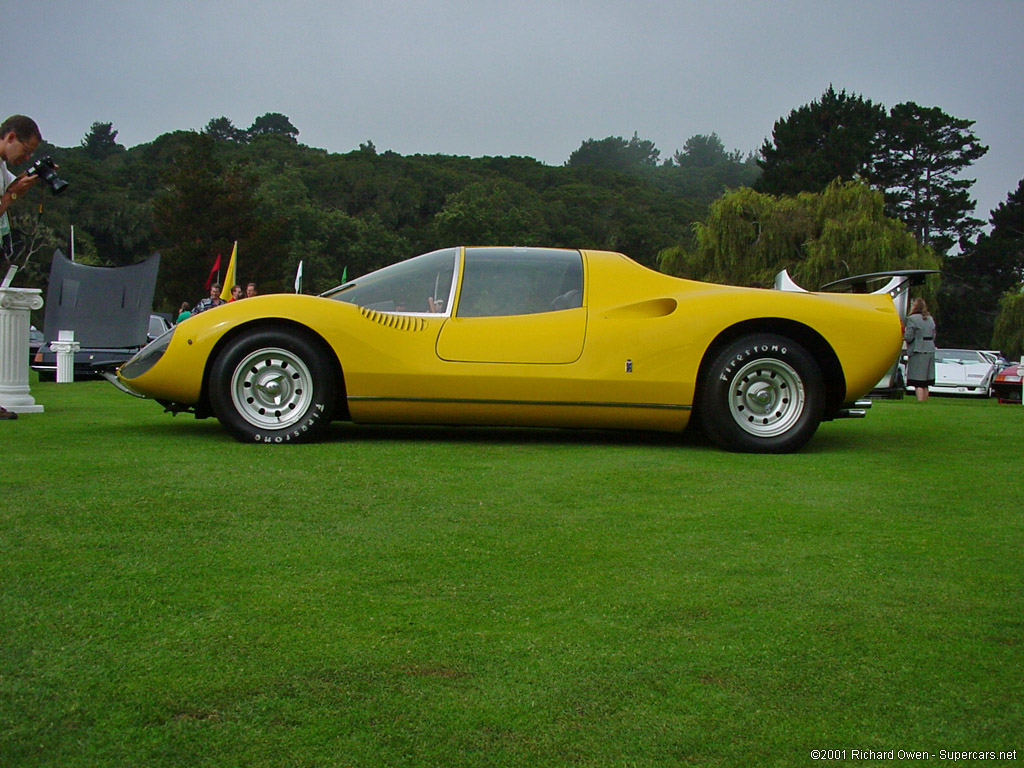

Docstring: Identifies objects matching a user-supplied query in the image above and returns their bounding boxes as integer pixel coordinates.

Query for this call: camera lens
[28,156,69,195]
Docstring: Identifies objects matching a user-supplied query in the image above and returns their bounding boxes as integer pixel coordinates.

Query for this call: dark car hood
[42,250,160,348]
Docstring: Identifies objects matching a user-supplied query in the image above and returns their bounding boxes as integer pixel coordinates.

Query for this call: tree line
[5,89,1022,356]
[8,114,741,307]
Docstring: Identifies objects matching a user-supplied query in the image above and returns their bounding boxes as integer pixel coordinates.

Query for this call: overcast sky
[8,0,1023,227]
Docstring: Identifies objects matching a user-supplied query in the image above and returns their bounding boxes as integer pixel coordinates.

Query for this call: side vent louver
[359,307,429,332]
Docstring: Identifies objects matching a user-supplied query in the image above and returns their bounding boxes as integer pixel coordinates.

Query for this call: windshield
[327,248,458,314]
[937,350,984,364]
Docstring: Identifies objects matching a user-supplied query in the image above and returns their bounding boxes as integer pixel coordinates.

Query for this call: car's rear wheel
[698,334,825,453]
[891,367,906,400]
[209,328,336,443]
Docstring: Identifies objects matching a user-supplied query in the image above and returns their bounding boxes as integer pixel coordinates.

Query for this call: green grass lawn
[3,380,1022,767]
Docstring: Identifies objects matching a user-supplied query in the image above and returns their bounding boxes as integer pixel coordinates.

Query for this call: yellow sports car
[116,247,902,452]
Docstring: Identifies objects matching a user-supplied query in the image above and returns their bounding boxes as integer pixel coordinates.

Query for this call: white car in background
[921,348,998,397]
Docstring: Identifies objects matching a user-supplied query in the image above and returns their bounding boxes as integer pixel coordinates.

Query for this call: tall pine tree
[756,86,885,196]
[80,121,124,160]
[870,102,988,255]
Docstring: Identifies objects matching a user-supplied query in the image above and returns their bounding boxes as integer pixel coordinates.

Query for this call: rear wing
[774,269,938,321]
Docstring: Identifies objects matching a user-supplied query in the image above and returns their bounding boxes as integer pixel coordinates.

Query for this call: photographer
[0,115,42,421]
[0,115,42,261]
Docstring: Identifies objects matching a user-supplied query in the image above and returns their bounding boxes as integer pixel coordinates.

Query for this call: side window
[457,249,583,318]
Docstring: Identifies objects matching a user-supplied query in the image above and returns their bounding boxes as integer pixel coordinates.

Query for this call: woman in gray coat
[904,298,937,402]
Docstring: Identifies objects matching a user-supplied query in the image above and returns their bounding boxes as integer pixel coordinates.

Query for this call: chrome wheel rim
[230,347,313,430]
[728,358,805,437]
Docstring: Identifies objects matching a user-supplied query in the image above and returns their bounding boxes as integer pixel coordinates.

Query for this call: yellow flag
[220,242,238,301]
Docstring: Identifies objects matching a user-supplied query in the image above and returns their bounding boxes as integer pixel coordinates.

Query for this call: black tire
[698,334,825,453]
[891,368,906,400]
[208,328,336,444]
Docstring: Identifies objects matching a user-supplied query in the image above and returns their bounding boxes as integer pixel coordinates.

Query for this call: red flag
[204,254,222,290]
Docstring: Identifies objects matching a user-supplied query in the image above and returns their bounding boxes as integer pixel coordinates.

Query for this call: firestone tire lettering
[251,411,324,443]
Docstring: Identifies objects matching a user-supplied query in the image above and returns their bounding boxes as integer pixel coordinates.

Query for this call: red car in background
[992,362,1023,404]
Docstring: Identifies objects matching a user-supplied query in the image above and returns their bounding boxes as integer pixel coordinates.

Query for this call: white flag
[294,260,303,294]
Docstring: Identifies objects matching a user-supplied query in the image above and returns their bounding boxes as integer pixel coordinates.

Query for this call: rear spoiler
[774,269,938,320]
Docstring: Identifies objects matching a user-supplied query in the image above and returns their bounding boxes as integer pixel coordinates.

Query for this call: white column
[0,286,45,413]
[50,331,81,384]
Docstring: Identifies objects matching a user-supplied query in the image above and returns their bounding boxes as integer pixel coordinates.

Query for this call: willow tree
[658,180,941,292]
[992,292,1024,360]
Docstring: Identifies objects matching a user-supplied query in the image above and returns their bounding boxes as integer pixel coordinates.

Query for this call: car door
[436,248,586,364]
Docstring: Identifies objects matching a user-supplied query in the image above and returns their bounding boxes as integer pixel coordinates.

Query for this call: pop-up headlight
[119,327,175,380]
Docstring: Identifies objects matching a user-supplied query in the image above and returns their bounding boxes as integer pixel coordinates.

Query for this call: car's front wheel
[698,334,825,453]
[209,328,336,443]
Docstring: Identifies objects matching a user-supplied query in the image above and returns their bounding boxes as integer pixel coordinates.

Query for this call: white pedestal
[51,331,81,384]
[0,286,45,413]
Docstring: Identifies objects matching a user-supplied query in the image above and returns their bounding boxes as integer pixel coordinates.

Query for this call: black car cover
[42,250,160,348]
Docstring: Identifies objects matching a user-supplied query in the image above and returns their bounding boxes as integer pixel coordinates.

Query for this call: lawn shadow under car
[324,421,702,450]
[129,411,877,453]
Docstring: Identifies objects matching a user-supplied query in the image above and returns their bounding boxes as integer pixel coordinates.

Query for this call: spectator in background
[192,283,225,315]
[245,282,258,298]
[904,297,937,402]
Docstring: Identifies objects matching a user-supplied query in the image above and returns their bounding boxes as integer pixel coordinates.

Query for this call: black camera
[25,156,69,195]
